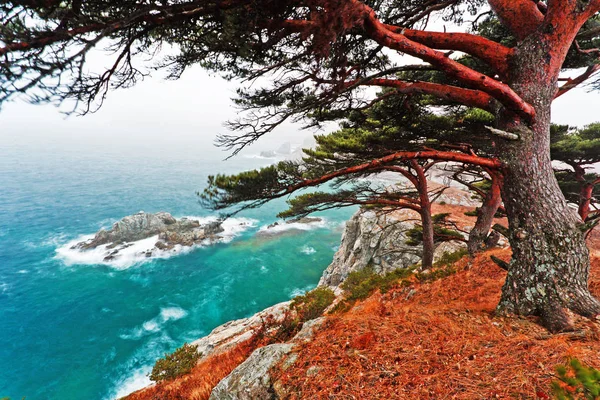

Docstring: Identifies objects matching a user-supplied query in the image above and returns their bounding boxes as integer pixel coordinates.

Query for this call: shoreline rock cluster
[73,211,224,261]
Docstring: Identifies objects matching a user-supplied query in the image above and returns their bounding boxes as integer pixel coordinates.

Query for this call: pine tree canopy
[1,1,599,155]
[200,95,500,218]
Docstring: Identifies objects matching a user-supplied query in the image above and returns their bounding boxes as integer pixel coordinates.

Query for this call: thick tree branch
[356,78,495,111]
[384,25,514,77]
[487,0,544,40]
[283,150,502,197]
[355,2,536,119]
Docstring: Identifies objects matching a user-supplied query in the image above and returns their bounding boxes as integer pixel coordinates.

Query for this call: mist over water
[0,139,354,400]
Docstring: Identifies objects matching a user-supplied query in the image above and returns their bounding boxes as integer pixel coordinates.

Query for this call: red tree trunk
[495,34,600,332]
[468,172,503,255]
[414,163,435,269]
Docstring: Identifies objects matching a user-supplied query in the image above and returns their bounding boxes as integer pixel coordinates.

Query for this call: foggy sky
[1,65,599,159]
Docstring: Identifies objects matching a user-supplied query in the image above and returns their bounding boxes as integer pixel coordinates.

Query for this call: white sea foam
[301,245,316,255]
[120,306,188,341]
[112,366,152,399]
[107,332,176,399]
[289,285,315,298]
[0,282,9,294]
[55,216,257,269]
[258,218,328,235]
[260,265,269,273]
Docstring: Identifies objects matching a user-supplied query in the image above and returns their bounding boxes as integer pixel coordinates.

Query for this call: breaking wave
[54,216,257,269]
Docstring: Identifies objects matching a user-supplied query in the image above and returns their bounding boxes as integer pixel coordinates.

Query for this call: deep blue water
[0,141,354,399]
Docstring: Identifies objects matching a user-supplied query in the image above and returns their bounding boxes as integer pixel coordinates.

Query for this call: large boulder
[209,343,295,400]
[319,209,421,287]
[208,317,326,400]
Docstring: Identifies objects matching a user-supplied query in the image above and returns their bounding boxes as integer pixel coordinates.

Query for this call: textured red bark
[487,0,544,40]
[467,171,503,255]
[412,161,435,269]
[384,26,513,77]
[580,184,594,222]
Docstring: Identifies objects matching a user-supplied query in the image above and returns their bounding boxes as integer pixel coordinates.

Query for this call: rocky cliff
[319,209,422,287]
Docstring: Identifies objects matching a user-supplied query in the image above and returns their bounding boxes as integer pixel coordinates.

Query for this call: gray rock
[73,212,224,262]
[287,216,321,225]
[319,209,421,287]
[192,301,291,360]
[432,240,468,264]
[291,317,325,343]
[209,343,295,400]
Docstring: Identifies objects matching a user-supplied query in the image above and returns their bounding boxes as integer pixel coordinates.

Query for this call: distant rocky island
[73,212,224,261]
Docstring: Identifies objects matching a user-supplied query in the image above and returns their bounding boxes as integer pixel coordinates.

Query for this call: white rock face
[191,301,291,360]
[318,209,422,287]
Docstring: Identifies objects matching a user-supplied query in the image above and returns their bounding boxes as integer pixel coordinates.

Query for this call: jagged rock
[432,241,468,264]
[319,209,421,287]
[192,302,291,360]
[291,317,325,343]
[208,317,326,400]
[72,212,224,262]
[209,343,295,400]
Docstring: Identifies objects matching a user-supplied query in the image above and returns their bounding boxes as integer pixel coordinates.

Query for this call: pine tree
[4,0,600,331]
[552,124,600,227]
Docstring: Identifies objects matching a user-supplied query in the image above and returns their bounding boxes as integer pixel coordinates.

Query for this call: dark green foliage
[149,343,201,382]
[464,207,504,218]
[551,124,600,218]
[552,124,600,166]
[291,286,336,321]
[267,287,336,342]
[434,249,469,268]
[405,214,464,246]
[552,359,600,400]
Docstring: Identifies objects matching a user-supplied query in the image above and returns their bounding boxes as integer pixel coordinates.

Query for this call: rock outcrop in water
[73,211,224,261]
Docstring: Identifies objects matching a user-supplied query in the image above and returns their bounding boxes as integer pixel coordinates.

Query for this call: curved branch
[555,64,600,98]
[0,1,230,56]
[283,150,502,196]
[354,2,536,119]
[384,25,514,77]
[356,78,495,112]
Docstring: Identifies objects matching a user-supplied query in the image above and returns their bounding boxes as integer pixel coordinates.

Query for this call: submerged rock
[72,211,224,261]
[256,217,323,237]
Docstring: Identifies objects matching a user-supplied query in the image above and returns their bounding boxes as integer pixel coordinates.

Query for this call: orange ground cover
[125,338,258,400]
[274,248,600,399]
[126,202,600,399]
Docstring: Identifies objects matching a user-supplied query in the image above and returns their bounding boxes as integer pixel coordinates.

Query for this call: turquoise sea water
[0,140,354,399]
